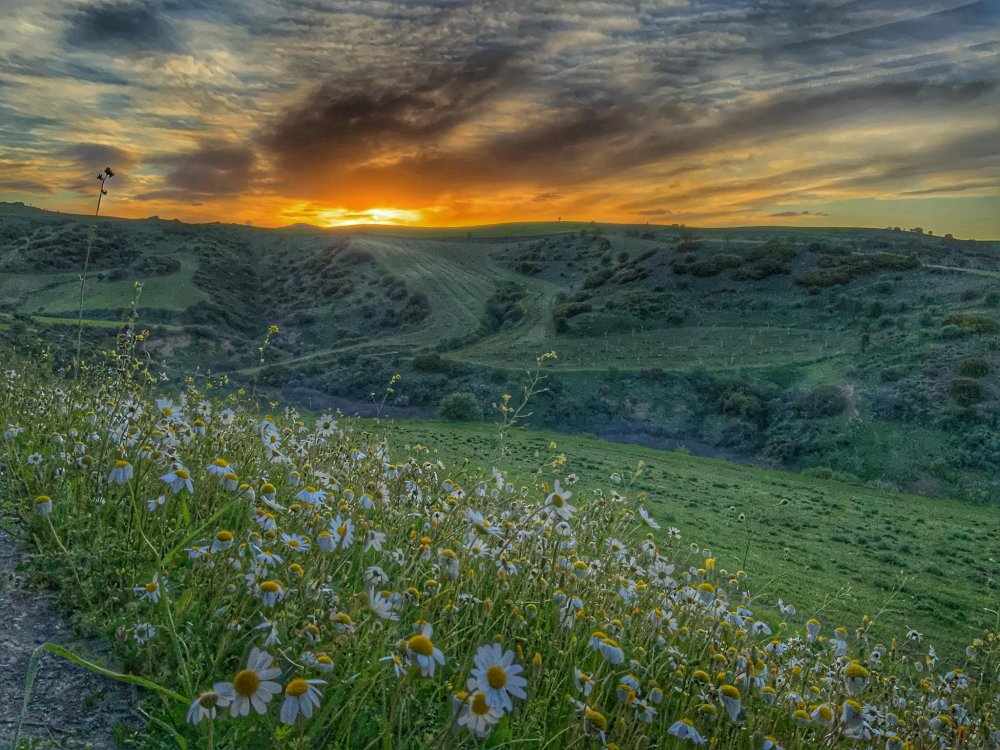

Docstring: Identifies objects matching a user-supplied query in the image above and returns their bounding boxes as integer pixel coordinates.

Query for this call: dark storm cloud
[61,143,139,193]
[260,46,524,170]
[145,141,258,199]
[768,210,827,217]
[63,143,137,171]
[260,71,998,200]
[64,0,183,53]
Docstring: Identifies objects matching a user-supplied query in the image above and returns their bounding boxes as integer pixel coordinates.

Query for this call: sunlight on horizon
[304,207,426,227]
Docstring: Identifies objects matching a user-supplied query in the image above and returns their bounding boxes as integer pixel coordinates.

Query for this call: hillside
[383,417,1000,654]
[1,202,999,503]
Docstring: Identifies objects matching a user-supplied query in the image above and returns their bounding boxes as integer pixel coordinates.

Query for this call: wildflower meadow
[1,337,998,750]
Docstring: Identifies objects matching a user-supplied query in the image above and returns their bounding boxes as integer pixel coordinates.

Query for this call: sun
[311,207,425,227]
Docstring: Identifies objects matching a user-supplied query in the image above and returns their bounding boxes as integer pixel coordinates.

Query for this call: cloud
[629,208,674,216]
[260,47,524,184]
[145,141,258,199]
[0,0,996,234]
[64,0,183,54]
[0,180,52,194]
[62,143,137,171]
[768,210,828,217]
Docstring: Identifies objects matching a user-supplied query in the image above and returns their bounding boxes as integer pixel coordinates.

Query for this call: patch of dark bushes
[943,314,999,334]
[951,378,986,406]
[959,358,989,377]
[795,385,847,418]
[481,282,525,333]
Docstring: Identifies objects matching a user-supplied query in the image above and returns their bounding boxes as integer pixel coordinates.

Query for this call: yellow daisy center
[198,691,218,708]
[34,495,51,504]
[260,580,280,593]
[144,582,158,593]
[115,460,129,468]
[471,692,490,716]
[216,530,233,542]
[584,708,608,730]
[486,665,507,689]
[175,469,190,479]
[285,678,309,697]
[233,669,260,697]
[407,634,434,657]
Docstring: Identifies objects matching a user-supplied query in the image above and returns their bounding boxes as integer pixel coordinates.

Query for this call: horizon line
[1,201,993,241]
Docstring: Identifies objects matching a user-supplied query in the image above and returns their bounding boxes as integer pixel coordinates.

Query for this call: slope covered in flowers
[1,363,998,749]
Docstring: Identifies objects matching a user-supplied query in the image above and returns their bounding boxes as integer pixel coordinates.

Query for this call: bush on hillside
[943,314,999,334]
[959,358,989,378]
[796,385,848,418]
[951,378,986,406]
[437,391,483,421]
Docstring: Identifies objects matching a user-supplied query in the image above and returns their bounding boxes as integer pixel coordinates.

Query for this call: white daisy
[405,623,445,677]
[279,678,326,724]
[160,465,193,494]
[108,459,133,484]
[638,506,660,529]
[215,647,283,716]
[470,643,528,712]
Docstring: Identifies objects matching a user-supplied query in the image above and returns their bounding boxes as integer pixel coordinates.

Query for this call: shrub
[437,392,482,421]
[796,385,848,418]
[943,314,999,334]
[959,358,989,377]
[688,254,742,277]
[412,352,453,374]
[481,283,525,333]
[951,378,986,406]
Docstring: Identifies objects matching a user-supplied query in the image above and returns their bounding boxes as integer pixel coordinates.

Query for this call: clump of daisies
[2,363,1000,750]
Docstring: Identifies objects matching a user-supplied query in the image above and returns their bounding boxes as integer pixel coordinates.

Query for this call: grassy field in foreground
[378,418,999,655]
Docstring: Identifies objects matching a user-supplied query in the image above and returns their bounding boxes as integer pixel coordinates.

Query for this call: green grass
[379,418,1000,653]
[19,255,205,315]
[451,325,853,372]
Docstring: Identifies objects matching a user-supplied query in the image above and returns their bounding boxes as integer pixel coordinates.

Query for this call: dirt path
[0,530,138,749]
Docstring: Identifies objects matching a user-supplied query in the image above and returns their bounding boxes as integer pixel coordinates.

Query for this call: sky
[0,0,998,236]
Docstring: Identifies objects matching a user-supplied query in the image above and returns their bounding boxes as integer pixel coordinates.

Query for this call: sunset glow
[0,1,997,236]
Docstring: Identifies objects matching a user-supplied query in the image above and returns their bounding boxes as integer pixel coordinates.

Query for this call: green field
[381,418,999,654]
[451,325,852,371]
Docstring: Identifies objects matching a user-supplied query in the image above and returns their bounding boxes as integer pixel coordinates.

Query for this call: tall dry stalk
[73,165,114,379]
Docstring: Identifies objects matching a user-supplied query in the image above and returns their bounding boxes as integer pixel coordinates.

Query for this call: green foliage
[436,391,483,421]
[481,282,526,333]
[942,314,999,334]
[796,252,919,290]
[951,377,986,406]
[796,385,848,418]
[959,358,989,377]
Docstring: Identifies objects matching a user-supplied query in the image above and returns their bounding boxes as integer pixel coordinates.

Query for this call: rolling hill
[1,201,999,503]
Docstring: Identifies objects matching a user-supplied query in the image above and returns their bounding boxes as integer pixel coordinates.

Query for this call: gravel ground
[0,530,139,749]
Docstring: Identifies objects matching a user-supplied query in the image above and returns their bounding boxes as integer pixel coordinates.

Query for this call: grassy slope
[379,418,999,654]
